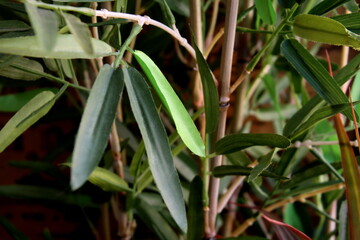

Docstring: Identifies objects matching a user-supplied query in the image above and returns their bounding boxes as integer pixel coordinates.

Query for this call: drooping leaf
[0,55,44,80]
[187,176,204,240]
[309,0,351,15]
[281,39,355,120]
[248,149,277,182]
[24,2,59,50]
[215,133,290,155]
[334,114,360,239]
[62,12,93,54]
[193,40,219,134]
[87,167,132,192]
[71,65,124,190]
[0,35,113,59]
[0,20,30,33]
[133,50,205,157]
[0,91,56,152]
[212,165,288,179]
[332,12,360,34]
[293,14,360,50]
[134,196,179,240]
[254,0,276,25]
[123,66,187,233]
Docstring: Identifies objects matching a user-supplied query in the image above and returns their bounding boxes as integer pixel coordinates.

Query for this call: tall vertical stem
[207,0,239,237]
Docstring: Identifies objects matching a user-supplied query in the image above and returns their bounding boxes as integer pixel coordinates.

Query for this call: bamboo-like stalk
[205,0,220,48]
[207,0,239,237]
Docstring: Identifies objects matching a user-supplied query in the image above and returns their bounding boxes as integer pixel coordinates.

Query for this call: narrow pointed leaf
[0,91,55,152]
[215,133,290,155]
[87,167,132,192]
[0,217,30,240]
[332,12,360,34]
[334,114,360,239]
[71,65,124,190]
[212,165,288,179]
[123,66,187,232]
[254,0,276,25]
[133,50,205,157]
[62,12,93,54]
[248,149,276,182]
[281,39,355,120]
[0,35,113,59]
[0,55,44,80]
[0,20,30,33]
[193,41,219,133]
[309,0,351,15]
[25,2,58,50]
[293,14,360,50]
[187,176,204,240]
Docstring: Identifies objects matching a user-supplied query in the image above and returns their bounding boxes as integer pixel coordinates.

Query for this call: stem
[207,0,239,237]
[205,0,220,48]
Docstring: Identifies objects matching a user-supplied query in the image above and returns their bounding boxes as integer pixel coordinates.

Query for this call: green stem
[246,3,299,73]
[24,0,95,16]
[236,27,292,34]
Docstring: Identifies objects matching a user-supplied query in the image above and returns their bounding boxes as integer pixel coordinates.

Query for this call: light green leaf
[62,12,93,54]
[71,65,124,190]
[248,149,276,182]
[0,88,57,112]
[0,35,114,59]
[254,0,276,25]
[123,66,187,233]
[293,14,360,50]
[281,39,355,120]
[0,20,30,33]
[212,165,288,179]
[193,40,219,134]
[133,50,205,157]
[215,133,290,155]
[25,2,59,50]
[0,55,44,80]
[309,0,351,15]
[0,91,56,152]
[88,167,132,192]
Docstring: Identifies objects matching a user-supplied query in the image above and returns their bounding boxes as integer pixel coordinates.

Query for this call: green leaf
[0,91,56,152]
[123,66,187,233]
[289,102,360,139]
[281,39,355,120]
[334,114,360,239]
[153,0,189,17]
[193,41,219,134]
[187,176,204,240]
[0,55,44,80]
[212,165,288,179]
[25,2,59,50]
[133,50,205,157]
[0,216,30,240]
[309,0,351,15]
[0,20,30,33]
[254,0,276,25]
[248,149,276,182]
[160,0,176,26]
[87,167,132,192]
[0,35,113,59]
[54,0,112,2]
[134,195,179,240]
[332,12,360,34]
[62,12,93,54]
[71,65,124,190]
[215,133,290,155]
[293,14,360,50]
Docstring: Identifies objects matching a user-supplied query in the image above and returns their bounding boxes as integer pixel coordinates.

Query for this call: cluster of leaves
[0,0,359,239]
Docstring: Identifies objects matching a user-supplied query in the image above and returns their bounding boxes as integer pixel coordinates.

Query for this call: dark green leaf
[281,39,355,120]
[309,0,351,15]
[134,196,179,240]
[212,165,288,179]
[0,91,56,152]
[0,20,30,33]
[54,0,112,2]
[278,0,296,9]
[215,133,290,155]
[248,149,276,182]
[0,35,113,59]
[332,12,360,34]
[187,176,204,240]
[0,216,30,240]
[193,41,219,133]
[0,55,44,80]
[25,2,58,50]
[62,12,93,54]
[87,167,132,192]
[71,65,124,190]
[153,0,189,17]
[160,0,176,26]
[254,0,276,25]
[123,66,187,233]
[133,50,205,157]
